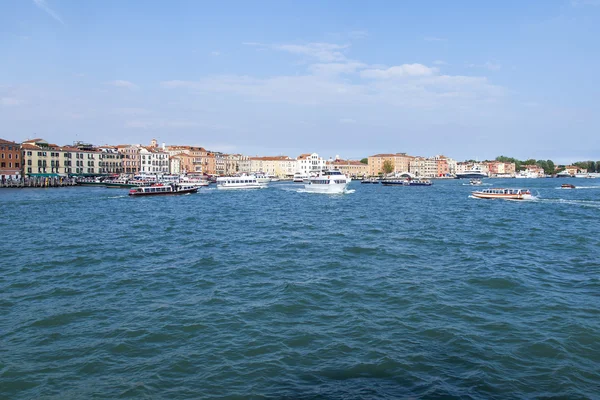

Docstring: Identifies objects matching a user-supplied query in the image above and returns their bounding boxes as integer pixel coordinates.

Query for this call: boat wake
[555,186,600,190]
[296,188,353,195]
[532,198,600,209]
[108,195,127,199]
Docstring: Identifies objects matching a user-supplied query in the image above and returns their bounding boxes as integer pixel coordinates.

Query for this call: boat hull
[455,173,487,179]
[216,184,265,190]
[128,188,198,196]
[303,183,350,194]
[471,192,532,200]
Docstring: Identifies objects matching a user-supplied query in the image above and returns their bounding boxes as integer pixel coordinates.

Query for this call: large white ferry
[216,175,267,190]
[303,170,351,194]
[456,165,487,179]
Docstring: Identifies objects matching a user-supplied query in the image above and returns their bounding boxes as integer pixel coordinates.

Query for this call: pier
[0,177,78,188]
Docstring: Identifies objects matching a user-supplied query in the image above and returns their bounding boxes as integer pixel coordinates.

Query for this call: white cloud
[1,97,24,106]
[106,80,139,90]
[245,42,350,62]
[308,62,366,76]
[33,0,64,25]
[360,64,439,79]
[348,30,369,39]
[424,36,447,42]
[467,62,502,71]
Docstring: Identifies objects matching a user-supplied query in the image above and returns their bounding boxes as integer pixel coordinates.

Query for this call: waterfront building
[249,156,297,177]
[98,146,124,175]
[523,164,545,177]
[223,154,250,175]
[297,153,326,175]
[409,157,439,178]
[433,155,451,177]
[117,145,141,175]
[486,161,516,177]
[215,153,226,175]
[139,146,169,175]
[367,153,414,176]
[326,158,369,178]
[0,138,22,180]
[21,139,103,176]
[563,165,582,176]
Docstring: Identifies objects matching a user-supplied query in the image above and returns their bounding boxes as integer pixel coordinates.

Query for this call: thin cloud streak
[33,0,64,25]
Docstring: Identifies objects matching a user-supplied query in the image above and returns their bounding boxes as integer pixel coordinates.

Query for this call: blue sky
[1,0,599,163]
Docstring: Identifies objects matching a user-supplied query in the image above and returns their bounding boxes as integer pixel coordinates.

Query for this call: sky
[1,0,599,163]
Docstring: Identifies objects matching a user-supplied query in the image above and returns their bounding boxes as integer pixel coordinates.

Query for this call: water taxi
[470,178,483,186]
[128,183,198,196]
[304,170,351,194]
[561,183,576,189]
[216,175,266,190]
[471,188,532,200]
[382,179,432,186]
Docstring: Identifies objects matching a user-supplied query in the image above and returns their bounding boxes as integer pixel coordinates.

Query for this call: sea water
[1,179,599,398]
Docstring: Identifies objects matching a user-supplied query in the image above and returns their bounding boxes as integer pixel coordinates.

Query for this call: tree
[360,158,368,165]
[546,159,555,175]
[382,160,394,174]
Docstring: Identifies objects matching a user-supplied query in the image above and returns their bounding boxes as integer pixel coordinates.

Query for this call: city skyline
[2,0,600,164]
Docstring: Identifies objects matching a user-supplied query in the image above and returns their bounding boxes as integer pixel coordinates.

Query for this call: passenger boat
[470,178,483,186]
[382,179,432,186]
[293,172,310,183]
[128,183,198,196]
[255,173,272,185]
[179,176,210,187]
[216,175,266,190]
[456,165,487,179]
[361,178,380,184]
[304,169,351,194]
[104,178,137,188]
[471,188,533,200]
[561,183,576,189]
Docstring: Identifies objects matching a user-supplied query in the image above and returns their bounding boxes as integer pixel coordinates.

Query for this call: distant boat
[382,179,432,186]
[456,165,487,179]
[216,175,266,190]
[292,172,309,183]
[361,178,379,184]
[471,188,532,200]
[128,183,198,196]
[515,170,540,179]
[470,178,482,186]
[561,183,576,189]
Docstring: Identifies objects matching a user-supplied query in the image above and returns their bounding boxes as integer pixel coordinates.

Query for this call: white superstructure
[303,170,351,194]
[216,175,267,190]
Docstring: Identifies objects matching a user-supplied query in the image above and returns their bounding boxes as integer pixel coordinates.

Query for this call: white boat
[303,170,351,194]
[179,176,210,187]
[293,172,310,183]
[556,170,572,178]
[471,188,533,200]
[470,178,482,186]
[216,175,266,190]
[456,165,487,179]
[515,170,540,179]
[254,172,272,185]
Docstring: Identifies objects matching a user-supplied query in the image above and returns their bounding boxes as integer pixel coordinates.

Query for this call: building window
[15,163,19,168]
[0,162,4,168]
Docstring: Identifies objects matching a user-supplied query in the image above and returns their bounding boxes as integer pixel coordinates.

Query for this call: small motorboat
[470,178,482,186]
[561,183,576,189]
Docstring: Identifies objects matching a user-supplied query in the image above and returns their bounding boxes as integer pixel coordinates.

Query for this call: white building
[297,153,325,174]
[139,147,169,175]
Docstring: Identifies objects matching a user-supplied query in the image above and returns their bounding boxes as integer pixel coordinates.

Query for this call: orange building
[0,138,22,180]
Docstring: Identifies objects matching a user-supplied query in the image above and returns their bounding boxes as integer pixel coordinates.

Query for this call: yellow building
[21,139,105,177]
[368,153,414,176]
[327,159,369,177]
